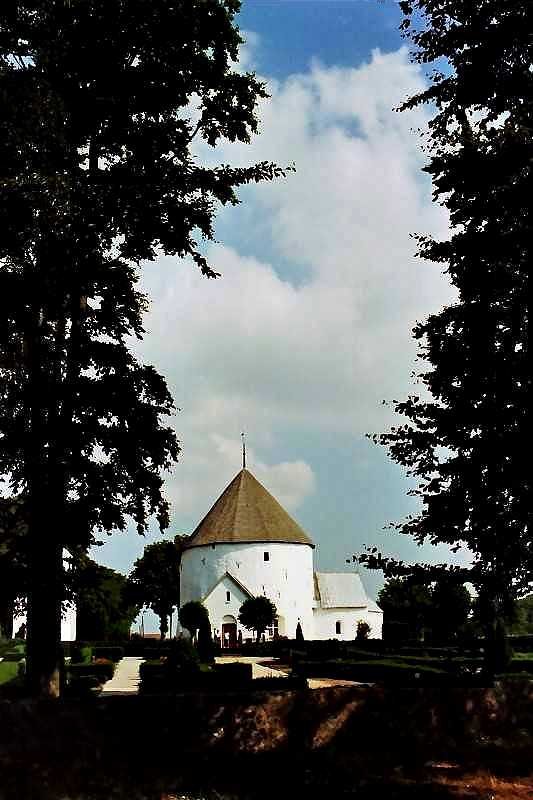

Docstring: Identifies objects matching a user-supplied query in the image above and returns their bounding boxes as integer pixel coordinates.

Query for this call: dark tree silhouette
[238,596,277,643]
[128,542,180,639]
[178,601,209,643]
[361,0,531,673]
[73,557,138,641]
[0,1,287,696]
[378,579,433,642]
[0,498,28,639]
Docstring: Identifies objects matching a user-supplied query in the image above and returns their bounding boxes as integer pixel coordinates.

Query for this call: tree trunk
[0,598,13,639]
[159,614,167,640]
[26,537,63,698]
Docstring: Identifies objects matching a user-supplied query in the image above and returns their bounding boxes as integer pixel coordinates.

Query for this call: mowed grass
[0,661,19,685]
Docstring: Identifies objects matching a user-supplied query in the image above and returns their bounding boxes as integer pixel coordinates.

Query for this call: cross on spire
[241,432,246,470]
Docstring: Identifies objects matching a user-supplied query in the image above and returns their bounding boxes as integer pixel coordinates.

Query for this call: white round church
[180,468,382,646]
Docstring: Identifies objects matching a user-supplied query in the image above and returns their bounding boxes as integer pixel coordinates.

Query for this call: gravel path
[100,656,144,696]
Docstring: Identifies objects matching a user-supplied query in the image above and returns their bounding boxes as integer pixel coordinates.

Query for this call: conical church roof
[185,469,314,549]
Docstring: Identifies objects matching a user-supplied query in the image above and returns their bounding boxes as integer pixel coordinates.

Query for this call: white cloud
[133,47,453,531]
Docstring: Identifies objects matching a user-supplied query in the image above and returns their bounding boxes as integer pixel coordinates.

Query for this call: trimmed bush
[70,644,93,664]
[92,646,124,663]
[1,650,25,663]
[0,662,19,685]
[139,660,255,693]
[508,659,533,673]
[68,660,115,683]
[252,675,308,691]
[65,675,102,697]
[294,658,489,687]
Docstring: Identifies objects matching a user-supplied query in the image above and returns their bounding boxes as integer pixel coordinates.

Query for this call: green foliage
[67,661,115,683]
[178,601,209,641]
[378,577,471,643]
[356,621,371,641]
[73,557,138,642]
[0,0,286,695]
[69,644,93,664]
[361,0,532,674]
[91,646,124,663]
[197,620,215,664]
[165,637,201,673]
[378,579,433,641]
[0,662,19,685]
[128,542,181,639]
[139,659,254,693]
[238,596,277,643]
[509,596,533,636]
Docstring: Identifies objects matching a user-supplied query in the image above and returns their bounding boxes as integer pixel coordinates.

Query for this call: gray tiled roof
[315,571,380,610]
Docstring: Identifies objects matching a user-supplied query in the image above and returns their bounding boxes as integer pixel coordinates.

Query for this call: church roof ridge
[185,467,314,549]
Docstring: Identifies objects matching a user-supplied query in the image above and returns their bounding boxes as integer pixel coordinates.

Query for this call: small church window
[264,551,270,562]
[226,591,230,602]
[335,620,342,635]
[211,544,216,550]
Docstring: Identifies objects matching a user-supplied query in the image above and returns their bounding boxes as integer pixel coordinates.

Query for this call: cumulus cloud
[126,46,454,541]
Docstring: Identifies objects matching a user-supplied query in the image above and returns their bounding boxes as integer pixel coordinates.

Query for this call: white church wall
[201,573,251,642]
[313,606,383,640]
[180,541,315,640]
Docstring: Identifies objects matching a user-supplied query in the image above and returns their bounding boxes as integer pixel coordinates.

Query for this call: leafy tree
[0,1,286,696]
[238,596,277,643]
[361,0,531,674]
[0,497,28,639]
[356,620,371,641]
[197,618,215,663]
[378,579,433,642]
[430,578,471,643]
[508,596,533,636]
[72,557,138,641]
[178,600,209,643]
[295,620,304,643]
[128,541,180,639]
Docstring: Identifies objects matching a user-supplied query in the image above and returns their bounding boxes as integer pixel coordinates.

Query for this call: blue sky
[93,0,459,628]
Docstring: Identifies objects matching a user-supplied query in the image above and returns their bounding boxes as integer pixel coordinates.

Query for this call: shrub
[213,662,252,684]
[293,658,488,687]
[92,646,124,663]
[67,660,115,683]
[0,662,19,685]
[356,621,371,641]
[1,650,25,662]
[139,659,254,693]
[65,675,102,697]
[165,637,200,672]
[70,643,93,664]
[252,675,308,691]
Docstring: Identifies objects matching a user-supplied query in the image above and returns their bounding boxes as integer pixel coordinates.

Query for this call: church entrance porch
[222,615,238,648]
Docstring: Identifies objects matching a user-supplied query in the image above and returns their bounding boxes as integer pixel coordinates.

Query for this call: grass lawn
[0,661,19,685]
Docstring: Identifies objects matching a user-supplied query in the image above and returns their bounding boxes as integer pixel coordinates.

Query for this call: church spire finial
[241,432,246,470]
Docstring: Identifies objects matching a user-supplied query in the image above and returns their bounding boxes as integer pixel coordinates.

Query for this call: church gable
[202,571,253,608]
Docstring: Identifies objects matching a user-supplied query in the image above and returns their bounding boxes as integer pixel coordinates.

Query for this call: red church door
[222,622,237,649]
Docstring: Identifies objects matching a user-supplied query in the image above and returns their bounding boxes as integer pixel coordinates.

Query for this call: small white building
[12,550,76,642]
[180,468,382,645]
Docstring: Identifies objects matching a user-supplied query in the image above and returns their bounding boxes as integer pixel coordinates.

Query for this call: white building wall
[180,541,315,640]
[313,606,383,640]
[12,604,76,642]
[202,574,251,642]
